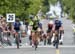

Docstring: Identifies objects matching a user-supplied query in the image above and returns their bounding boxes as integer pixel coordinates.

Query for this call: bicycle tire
[15,35,20,49]
[35,44,37,51]
[54,30,59,49]
[34,41,38,51]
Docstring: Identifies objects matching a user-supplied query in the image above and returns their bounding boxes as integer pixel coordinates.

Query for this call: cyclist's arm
[52,24,55,32]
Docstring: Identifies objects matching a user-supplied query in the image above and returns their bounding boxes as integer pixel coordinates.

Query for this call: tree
[0,0,43,19]
[0,0,58,20]
[41,0,58,14]
[61,0,75,22]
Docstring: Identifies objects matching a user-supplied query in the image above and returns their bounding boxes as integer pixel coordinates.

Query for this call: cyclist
[53,16,63,49]
[47,20,54,45]
[32,31,39,50]
[31,20,39,50]
[13,18,21,49]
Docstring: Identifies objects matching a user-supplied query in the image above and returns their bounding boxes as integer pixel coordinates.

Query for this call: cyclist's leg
[44,38,46,45]
[34,31,39,50]
[31,32,35,47]
[15,31,21,46]
[53,30,59,47]
[56,35,59,49]
[16,39,19,49]
[7,32,12,46]
[47,30,51,45]
[47,33,51,45]
[15,36,19,49]
[55,30,59,49]
[15,31,19,49]
[59,30,64,44]
[53,32,57,46]
[34,40,38,50]
[59,30,61,40]
[43,34,47,45]
[48,33,52,45]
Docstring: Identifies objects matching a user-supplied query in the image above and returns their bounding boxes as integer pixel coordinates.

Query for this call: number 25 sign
[6,13,15,22]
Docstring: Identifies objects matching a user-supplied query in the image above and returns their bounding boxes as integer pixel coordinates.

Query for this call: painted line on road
[56,49,60,54]
[0,45,75,48]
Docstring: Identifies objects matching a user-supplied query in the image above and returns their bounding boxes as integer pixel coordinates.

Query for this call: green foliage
[49,0,57,5]
[27,0,43,15]
[0,0,43,19]
[0,0,58,20]
[62,0,75,22]
[41,0,58,14]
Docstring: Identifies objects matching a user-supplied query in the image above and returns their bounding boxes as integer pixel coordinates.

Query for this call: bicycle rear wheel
[35,44,37,51]
[34,41,38,51]
[15,35,20,49]
[54,30,59,49]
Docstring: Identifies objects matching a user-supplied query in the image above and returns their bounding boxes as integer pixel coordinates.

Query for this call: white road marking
[0,45,75,48]
[56,49,60,54]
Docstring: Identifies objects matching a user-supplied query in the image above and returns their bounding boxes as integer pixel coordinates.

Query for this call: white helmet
[49,20,54,24]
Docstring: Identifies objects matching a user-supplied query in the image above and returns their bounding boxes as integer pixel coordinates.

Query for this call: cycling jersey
[55,20,62,30]
[14,22,21,32]
[47,20,54,32]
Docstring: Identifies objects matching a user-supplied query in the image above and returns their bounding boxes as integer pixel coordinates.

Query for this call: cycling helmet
[49,20,54,24]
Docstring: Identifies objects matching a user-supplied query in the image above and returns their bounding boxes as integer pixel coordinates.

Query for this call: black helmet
[16,18,20,22]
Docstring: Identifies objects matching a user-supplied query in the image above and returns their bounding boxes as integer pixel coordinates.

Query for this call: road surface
[0,47,75,54]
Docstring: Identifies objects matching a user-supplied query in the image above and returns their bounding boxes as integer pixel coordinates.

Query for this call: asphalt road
[0,47,75,54]
[61,18,75,45]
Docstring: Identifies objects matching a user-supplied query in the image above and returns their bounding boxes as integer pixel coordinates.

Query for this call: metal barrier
[0,30,50,47]
[0,30,30,46]
[0,32,14,46]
